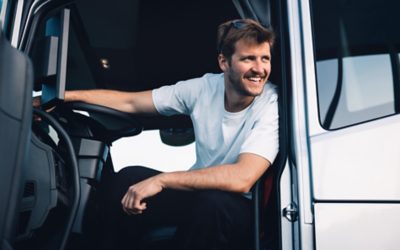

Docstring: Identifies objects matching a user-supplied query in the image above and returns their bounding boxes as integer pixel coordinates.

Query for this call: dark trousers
[98,166,253,250]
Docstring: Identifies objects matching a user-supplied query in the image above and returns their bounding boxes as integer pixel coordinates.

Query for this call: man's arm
[65,89,158,114]
[121,153,270,214]
[159,153,270,193]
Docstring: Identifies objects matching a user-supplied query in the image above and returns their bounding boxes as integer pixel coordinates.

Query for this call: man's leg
[175,190,253,250]
[98,166,193,250]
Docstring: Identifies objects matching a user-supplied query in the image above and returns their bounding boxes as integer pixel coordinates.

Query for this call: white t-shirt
[152,73,279,170]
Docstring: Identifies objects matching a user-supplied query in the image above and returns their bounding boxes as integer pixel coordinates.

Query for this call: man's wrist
[156,172,170,189]
[64,91,72,102]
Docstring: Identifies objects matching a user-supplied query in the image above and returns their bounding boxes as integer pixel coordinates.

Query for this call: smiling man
[63,18,278,250]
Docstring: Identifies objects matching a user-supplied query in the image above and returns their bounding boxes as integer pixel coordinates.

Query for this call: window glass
[312,0,400,129]
[111,130,195,172]
[343,55,394,112]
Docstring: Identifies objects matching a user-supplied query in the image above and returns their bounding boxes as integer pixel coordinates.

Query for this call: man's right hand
[32,95,55,121]
[33,96,41,109]
[32,96,42,122]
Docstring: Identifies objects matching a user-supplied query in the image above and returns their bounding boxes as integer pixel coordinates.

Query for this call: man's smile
[244,73,267,86]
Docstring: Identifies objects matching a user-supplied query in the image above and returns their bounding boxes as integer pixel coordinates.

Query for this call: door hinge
[283,203,298,222]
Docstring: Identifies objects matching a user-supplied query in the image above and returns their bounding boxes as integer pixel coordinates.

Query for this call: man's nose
[252,60,267,74]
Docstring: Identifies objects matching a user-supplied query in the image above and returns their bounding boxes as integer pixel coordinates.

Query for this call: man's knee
[117,166,160,184]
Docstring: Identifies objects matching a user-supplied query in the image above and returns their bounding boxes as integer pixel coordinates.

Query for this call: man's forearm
[157,165,250,193]
[65,89,157,114]
[157,153,270,193]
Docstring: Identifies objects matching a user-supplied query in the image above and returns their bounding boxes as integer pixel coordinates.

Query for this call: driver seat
[0,26,33,249]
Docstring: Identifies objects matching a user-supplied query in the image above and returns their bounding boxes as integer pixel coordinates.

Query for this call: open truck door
[288,0,400,249]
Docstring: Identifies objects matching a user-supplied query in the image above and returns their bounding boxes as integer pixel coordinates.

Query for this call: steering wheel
[63,101,143,142]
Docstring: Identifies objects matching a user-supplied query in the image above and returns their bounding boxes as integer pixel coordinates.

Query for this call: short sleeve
[240,94,279,164]
[152,77,202,116]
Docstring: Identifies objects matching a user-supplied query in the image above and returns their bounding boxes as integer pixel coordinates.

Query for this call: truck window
[111,130,195,172]
[311,0,400,129]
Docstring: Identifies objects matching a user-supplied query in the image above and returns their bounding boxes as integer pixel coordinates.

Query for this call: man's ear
[218,54,229,72]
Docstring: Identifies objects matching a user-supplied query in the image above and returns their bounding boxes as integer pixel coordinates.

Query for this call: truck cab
[1,0,400,249]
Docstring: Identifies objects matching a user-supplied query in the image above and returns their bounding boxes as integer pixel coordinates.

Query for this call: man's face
[221,40,271,98]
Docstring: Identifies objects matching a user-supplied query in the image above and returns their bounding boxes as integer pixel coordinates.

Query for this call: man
[57,18,278,249]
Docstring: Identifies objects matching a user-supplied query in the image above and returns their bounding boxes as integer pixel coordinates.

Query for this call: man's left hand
[121,175,164,215]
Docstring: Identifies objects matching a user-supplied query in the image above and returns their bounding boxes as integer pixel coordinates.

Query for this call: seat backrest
[0,27,33,249]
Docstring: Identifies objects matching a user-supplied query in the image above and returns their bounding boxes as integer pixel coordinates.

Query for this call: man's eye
[262,57,270,62]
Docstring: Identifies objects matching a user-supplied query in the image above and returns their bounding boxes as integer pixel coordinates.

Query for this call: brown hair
[217,19,275,60]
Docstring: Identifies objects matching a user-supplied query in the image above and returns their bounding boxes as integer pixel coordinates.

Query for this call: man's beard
[227,69,267,97]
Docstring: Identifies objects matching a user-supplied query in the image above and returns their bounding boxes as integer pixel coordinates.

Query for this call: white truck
[1,0,399,249]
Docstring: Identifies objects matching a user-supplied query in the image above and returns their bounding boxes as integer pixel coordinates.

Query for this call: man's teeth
[248,77,262,82]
